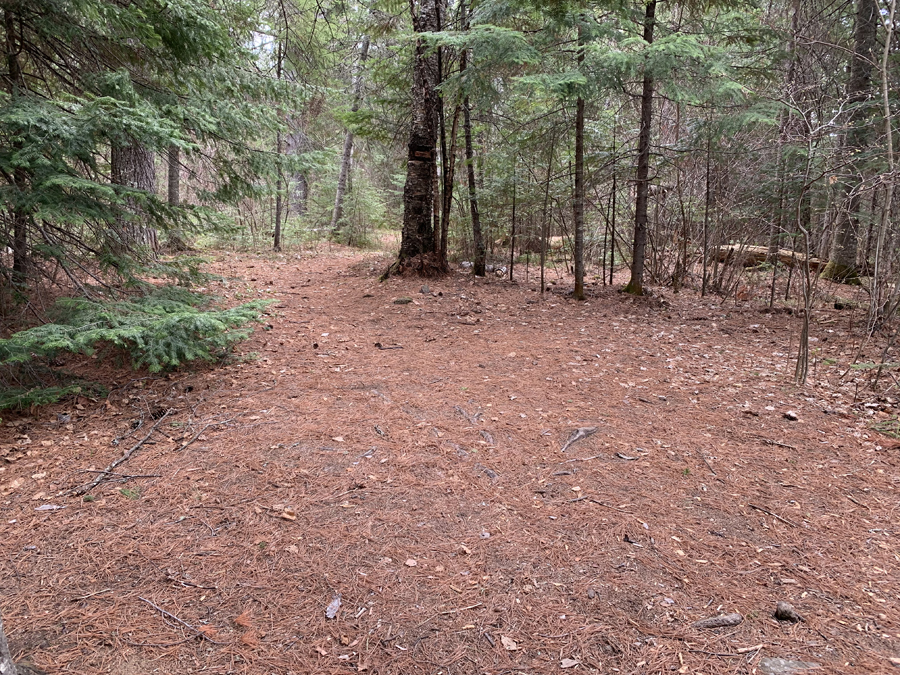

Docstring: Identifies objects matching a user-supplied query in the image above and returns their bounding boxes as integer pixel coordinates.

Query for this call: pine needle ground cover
[0,248,896,675]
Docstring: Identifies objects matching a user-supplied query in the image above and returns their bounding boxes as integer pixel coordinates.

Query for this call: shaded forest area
[2,0,900,673]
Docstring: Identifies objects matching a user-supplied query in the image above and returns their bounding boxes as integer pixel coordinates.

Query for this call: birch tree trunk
[625,0,656,296]
[330,36,370,235]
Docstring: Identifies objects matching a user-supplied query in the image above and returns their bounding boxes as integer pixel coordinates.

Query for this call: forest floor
[2,243,900,675]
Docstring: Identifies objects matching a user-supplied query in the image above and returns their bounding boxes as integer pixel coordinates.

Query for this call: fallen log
[716,244,825,271]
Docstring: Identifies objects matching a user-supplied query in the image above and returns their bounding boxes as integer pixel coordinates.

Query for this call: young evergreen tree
[0,0,296,290]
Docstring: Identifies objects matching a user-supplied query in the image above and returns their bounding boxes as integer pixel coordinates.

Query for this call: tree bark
[821,0,878,283]
[625,0,656,296]
[0,610,18,675]
[391,0,440,273]
[572,22,586,300]
[167,145,180,207]
[440,103,460,263]
[331,36,370,235]
[463,96,484,276]
[5,7,27,283]
[111,143,159,253]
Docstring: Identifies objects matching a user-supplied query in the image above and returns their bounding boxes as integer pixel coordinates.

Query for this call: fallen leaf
[34,504,65,511]
[561,658,580,668]
[500,635,519,651]
[280,508,297,521]
[315,646,328,656]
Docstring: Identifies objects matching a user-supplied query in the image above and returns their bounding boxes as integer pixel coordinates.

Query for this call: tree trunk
[331,36,370,235]
[111,143,159,253]
[274,130,283,252]
[390,0,440,274]
[572,22,586,300]
[821,0,878,283]
[440,104,460,263]
[6,8,27,283]
[0,610,18,675]
[463,96,485,276]
[625,0,656,296]
[166,144,189,250]
[167,145,180,207]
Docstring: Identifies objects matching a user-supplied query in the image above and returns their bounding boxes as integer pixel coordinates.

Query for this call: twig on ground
[138,597,225,645]
[439,603,483,615]
[66,410,172,495]
[76,470,161,480]
[177,417,235,452]
[568,496,634,514]
[562,454,604,463]
[70,589,113,601]
[747,503,797,528]
[845,494,870,510]
[760,438,797,450]
[560,427,598,452]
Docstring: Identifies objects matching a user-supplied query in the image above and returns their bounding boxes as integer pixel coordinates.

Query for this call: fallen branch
[67,410,172,496]
[138,597,225,645]
[747,503,797,528]
[560,427,598,453]
[760,438,797,450]
[569,496,634,514]
[562,454,604,463]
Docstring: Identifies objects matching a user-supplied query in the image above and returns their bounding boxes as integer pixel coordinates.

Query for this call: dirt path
[1,248,898,674]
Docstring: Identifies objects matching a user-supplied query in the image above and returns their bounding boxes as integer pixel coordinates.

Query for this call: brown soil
[1,247,899,675]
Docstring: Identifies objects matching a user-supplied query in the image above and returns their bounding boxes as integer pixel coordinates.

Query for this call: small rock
[774,601,803,623]
[692,613,743,629]
[420,284,430,294]
[587,589,596,599]
[784,411,799,421]
[393,297,413,305]
[758,657,821,675]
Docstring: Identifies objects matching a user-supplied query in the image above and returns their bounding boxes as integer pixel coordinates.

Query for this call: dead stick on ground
[70,589,113,601]
[569,496,634,515]
[439,603,483,615]
[747,503,797,528]
[845,494,870,510]
[67,410,172,495]
[562,454,604,464]
[761,438,797,450]
[138,597,224,645]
